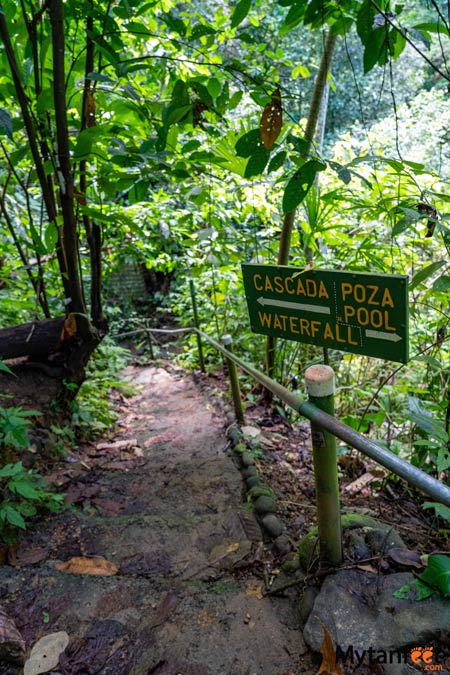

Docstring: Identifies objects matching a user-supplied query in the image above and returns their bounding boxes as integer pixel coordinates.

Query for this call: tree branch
[368,0,450,83]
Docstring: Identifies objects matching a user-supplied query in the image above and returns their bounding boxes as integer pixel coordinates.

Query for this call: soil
[0,364,309,675]
[0,361,448,675]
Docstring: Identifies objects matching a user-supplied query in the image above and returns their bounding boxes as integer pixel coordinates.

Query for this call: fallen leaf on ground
[208,542,240,565]
[8,545,47,567]
[343,472,376,495]
[356,564,378,573]
[24,631,70,675]
[245,582,263,599]
[241,425,261,439]
[96,438,139,451]
[55,556,118,576]
[0,610,25,664]
[387,547,423,569]
[150,591,178,628]
[316,624,341,674]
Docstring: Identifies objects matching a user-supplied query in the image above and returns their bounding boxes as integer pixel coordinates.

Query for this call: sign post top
[241,264,409,363]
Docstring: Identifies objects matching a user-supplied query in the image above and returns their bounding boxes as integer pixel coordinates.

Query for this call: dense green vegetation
[0,0,449,539]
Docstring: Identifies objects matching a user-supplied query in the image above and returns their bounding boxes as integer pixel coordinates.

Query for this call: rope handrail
[113,325,450,508]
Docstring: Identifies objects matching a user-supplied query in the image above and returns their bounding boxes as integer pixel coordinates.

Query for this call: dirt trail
[1,365,307,674]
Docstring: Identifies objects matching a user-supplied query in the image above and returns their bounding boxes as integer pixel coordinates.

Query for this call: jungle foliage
[0,0,449,501]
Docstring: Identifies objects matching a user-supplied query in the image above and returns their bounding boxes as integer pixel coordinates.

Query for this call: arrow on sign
[257,297,331,315]
[365,329,402,342]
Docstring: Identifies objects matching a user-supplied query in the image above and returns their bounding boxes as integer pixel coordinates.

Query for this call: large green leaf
[407,397,448,444]
[420,555,450,597]
[0,108,13,140]
[409,261,446,291]
[231,0,252,29]
[282,159,326,214]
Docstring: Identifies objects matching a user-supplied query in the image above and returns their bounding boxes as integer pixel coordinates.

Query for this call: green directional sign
[242,264,409,363]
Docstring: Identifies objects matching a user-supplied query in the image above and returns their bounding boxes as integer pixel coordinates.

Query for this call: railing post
[222,334,244,425]
[189,279,205,372]
[305,364,342,566]
[145,320,155,360]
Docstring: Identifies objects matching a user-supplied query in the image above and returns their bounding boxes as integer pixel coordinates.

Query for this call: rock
[245,476,260,489]
[347,531,371,560]
[247,485,273,499]
[298,586,319,627]
[303,569,450,662]
[228,425,241,445]
[261,514,284,538]
[298,515,407,570]
[273,534,292,556]
[253,496,277,515]
[240,452,255,468]
[364,524,405,554]
[281,554,301,575]
[242,465,258,479]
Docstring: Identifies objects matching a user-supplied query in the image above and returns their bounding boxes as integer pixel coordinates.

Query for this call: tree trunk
[265,30,337,387]
[0,315,101,407]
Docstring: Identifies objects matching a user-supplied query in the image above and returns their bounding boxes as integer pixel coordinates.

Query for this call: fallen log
[0,317,65,360]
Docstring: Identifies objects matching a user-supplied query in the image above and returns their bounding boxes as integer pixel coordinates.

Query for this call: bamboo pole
[305,364,342,566]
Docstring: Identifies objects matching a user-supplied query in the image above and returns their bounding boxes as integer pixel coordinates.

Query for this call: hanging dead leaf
[316,624,341,675]
[60,313,77,341]
[259,86,282,150]
[24,631,70,675]
[55,556,118,576]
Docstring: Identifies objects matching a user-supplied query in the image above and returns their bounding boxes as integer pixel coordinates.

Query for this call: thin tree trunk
[49,0,86,314]
[265,31,337,385]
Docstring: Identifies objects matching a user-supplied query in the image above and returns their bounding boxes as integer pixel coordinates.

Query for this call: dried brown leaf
[150,591,178,628]
[60,313,77,341]
[343,472,376,495]
[387,547,423,569]
[55,556,118,576]
[316,624,341,675]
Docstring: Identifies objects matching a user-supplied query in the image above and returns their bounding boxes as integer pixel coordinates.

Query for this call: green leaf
[235,129,263,158]
[420,555,450,597]
[231,0,252,29]
[162,11,186,37]
[0,361,14,376]
[44,222,58,253]
[207,77,221,99]
[190,23,216,41]
[267,150,287,174]
[0,109,13,140]
[9,480,41,500]
[409,261,446,291]
[3,506,26,529]
[407,398,448,443]
[282,159,326,214]
[423,502,450,525]
[244,148,270,178]
[433,276,450,293]
[0,462,24,479]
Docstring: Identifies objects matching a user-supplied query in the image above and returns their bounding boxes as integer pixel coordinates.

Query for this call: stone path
[1,365,307,674]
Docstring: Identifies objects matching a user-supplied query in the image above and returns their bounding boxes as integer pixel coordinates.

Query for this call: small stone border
[227,423,292,556]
